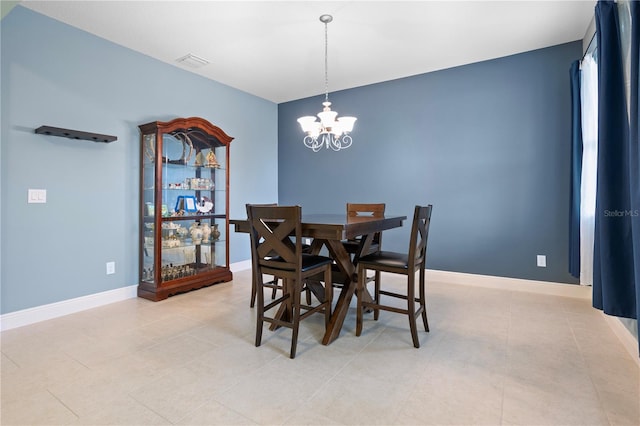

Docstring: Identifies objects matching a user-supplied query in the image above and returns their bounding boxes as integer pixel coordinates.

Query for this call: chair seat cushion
[301,254,333,271]
[358,251,409,269]
[268,254,333,272]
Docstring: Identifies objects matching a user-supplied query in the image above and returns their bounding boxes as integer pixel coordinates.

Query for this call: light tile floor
[1,269,639,425]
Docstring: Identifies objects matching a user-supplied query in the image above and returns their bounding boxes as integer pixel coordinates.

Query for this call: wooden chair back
[407,205,433,270]
[245,203,279,306]
[347,203,385,217]
[346,203,386,248]
[247,205,303,273]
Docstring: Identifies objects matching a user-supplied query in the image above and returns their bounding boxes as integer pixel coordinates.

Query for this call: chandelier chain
[324,20,329,103]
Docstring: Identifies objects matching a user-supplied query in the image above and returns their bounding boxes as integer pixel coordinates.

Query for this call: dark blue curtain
[629,0,640,355]
[593,1,638,341]
[569,61,582,279]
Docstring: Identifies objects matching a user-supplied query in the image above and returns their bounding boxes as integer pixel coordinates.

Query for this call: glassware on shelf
[189,223,203,244]
[212,223,221,241]
[201,223,211,242]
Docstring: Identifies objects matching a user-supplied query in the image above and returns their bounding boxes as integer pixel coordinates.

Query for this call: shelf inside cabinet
[147,239,225,249]
[143,215,226,224]
[161,162,226,171]
[161,214,226,221]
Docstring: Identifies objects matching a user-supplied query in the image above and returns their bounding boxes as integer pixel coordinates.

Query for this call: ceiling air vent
[175,53,209,68]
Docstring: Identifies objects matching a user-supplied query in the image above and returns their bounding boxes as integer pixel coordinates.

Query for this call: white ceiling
[20,1,595,103]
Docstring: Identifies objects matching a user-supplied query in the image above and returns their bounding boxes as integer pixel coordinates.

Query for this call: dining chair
[355,204,433,348]
[342,203,386,258]
[246,203,313,307]
[246,203,281,307]
[247,204,332,358]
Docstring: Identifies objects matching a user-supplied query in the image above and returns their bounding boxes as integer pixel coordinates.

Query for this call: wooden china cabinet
[138,117,233,301]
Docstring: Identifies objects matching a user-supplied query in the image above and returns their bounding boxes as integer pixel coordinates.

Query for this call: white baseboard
[426,269,592,299]
[230,259,252,272]
[0,285,138,332]
[0,261,252,332]
[601,313,640,367]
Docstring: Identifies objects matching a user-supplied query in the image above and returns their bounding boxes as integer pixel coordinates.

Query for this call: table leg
[322,239,357,345]
[304,239,329,303]
[354,233,376,307]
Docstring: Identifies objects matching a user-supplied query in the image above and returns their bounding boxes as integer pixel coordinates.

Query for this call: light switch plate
[28,189,47,203]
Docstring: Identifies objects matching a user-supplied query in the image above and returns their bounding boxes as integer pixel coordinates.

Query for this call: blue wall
[1,7,278,314]
[1,6,582,316]
[279,41,582,284]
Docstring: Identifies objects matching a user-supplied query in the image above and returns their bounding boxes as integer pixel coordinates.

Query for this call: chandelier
[297,14,357,152]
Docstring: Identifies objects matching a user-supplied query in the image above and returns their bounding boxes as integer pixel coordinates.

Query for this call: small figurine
[196,197,214,214]
[194,151,204,167]
[190,223,203,244]
[206,150,220,168]
[201,222,211,242]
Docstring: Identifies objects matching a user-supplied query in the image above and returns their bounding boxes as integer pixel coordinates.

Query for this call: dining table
[230,212,406,345]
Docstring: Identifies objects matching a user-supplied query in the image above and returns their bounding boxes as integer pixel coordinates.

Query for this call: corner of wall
[1,1,20,20]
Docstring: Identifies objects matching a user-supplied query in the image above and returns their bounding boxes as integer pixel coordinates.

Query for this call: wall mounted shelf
[35,126,117,143]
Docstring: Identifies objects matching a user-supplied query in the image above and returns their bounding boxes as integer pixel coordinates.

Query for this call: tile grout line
[499,290,514,426]
[46,388,80,422]
[568,311,615,426]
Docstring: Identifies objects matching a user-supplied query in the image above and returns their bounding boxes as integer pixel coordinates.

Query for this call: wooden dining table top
[230,213,407,240]
[230,212,407,345]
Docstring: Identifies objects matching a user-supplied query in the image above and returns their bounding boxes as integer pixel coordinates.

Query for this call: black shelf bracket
[35,126,117,143]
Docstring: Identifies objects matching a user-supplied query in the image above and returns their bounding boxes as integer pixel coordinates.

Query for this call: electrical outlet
[106,261,116,275]
[537,255,547,268]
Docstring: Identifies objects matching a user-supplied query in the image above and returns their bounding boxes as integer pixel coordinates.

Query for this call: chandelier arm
[303,136,316,149]
[304,135,324,152]
[334,135,346,151]
[341,134,353,149]
[330,136,341,151]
